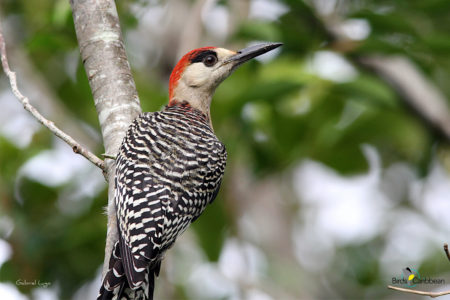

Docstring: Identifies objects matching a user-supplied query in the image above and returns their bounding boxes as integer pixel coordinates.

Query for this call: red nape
[168,47,216,104]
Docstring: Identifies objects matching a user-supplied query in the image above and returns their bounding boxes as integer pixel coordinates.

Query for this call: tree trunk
[70,0,142,277]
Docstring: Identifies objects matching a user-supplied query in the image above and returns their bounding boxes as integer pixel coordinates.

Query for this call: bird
[98,42,282,300]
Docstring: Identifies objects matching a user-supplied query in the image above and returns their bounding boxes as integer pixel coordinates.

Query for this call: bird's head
[168,42,282,118]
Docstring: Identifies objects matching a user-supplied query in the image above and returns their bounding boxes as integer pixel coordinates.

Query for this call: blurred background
[1,0,450,299]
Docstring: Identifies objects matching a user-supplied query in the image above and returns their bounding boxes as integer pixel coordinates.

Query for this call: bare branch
[444,243,450,262]
[69,0,142,278]
[9,44,100,151]
[0,22,105,170]
[388,285,450,298]
[358,56,450,140]
[308,3,450,141]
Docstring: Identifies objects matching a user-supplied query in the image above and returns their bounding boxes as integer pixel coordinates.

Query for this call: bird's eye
[203,55,217,67]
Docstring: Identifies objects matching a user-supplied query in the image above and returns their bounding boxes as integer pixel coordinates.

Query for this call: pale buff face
[179,48,237,89]
[172,48,239,117]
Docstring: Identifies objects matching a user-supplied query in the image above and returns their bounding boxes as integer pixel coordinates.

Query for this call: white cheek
[182,64,212,87]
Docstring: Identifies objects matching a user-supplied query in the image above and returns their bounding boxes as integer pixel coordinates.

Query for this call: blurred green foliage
[1,0,450,299]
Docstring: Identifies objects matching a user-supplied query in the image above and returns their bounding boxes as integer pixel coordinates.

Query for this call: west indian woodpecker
[98,42,282,300]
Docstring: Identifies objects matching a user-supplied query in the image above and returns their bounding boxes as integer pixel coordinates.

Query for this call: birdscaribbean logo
[403,267,420,287]
[391,267,445,288]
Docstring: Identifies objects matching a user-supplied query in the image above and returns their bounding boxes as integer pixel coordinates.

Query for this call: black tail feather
[98,241,161,300]
[145,262,160,300]
[97,241,127,300]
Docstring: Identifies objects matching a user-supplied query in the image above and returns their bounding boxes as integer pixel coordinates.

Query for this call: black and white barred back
[98,103,227,300]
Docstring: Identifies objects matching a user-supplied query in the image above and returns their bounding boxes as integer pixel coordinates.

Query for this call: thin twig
[388,285,450,298]
[444,244,450,262]
[102,153,117,160]
[0,23,105,170]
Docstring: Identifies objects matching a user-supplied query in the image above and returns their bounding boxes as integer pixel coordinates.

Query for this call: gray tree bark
[70,0,142,277]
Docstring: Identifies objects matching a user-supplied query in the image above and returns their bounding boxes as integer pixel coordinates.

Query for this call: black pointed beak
[225,42,283,65]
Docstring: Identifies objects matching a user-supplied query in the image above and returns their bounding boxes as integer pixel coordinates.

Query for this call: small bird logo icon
[403,267,419,286]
